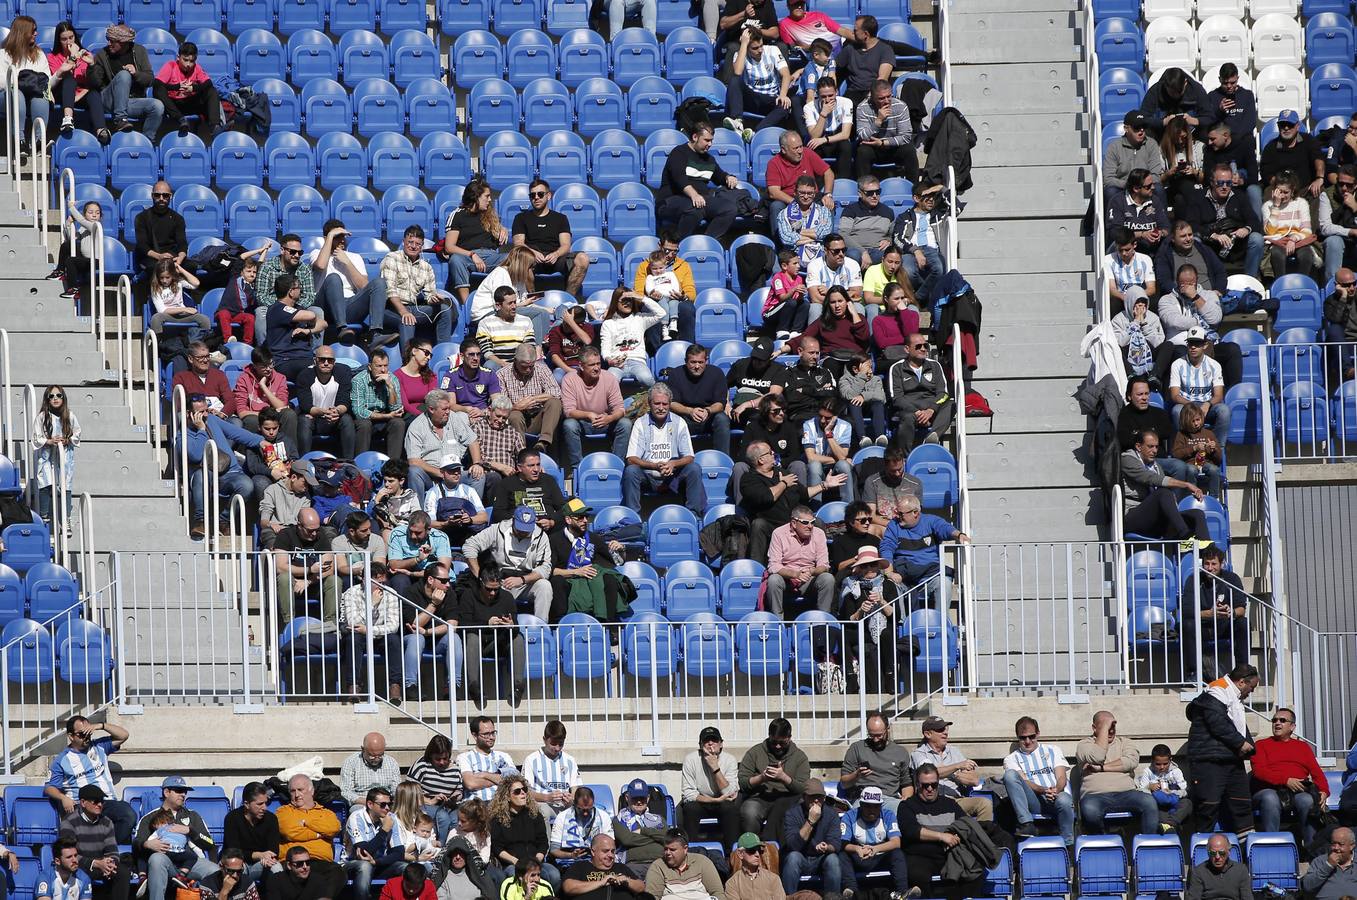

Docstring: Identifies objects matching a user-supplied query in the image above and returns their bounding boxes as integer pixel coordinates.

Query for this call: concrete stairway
[949,0,1102,546]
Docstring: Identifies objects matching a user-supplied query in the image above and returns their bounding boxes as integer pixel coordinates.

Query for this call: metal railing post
[359,554,379,713]
[0,330,12,463]
[1060,544,1089,703]
[644,621,661,756]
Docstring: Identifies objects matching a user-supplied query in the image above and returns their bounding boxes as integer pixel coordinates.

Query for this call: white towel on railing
[1080,319,1128,400]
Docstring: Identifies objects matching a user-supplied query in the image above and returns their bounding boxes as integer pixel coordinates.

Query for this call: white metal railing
[938,0,953,109]
[141,329,162,448]
[29,117,47,235]
[4,67,18,193]
[172,384,190,528]
[1262,339,1357,463]
[949,324,970,538]
[0,330,13,463]
[1083,0,1110,323]
[945,165,959,269]
[1256,357,1289,624]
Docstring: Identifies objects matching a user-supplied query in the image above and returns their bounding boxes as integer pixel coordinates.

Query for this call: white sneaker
[859,437,872,449]
[875,435,889,447]
[722,116,744,133]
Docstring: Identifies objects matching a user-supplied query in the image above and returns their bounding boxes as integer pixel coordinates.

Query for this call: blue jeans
[1325,234,1353,284]
[402,632,461,689]
[1242,232,1264,279]
[448,249,508,292]
[678,410,731,455]
[623,463,707,517]
[781,851,842,894]
[608,0,655,37]
[1001,770,1075,844]
[1254,787,1317,843]
[901,245,945,305]
[1079,788,1161,836]
[561,415,632,468]
[612,358,655,388]
[1174,402,1232,439]
[400,295,458,346]
[188,467,255,524]
[838,847,909,892]
[318,274,391,334]
[424,804,459,842]
[345,858,404,900]
[1158,457,1193,482]
[147,854,217,900]
[2,90,50,142]
[102,69,163,139]
[845,398,887,444]
[806,457,855,503]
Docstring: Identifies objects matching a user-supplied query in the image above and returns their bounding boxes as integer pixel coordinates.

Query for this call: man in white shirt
[802,397,853,503]
[1000,715,1074,846]
[806,235,863,320]
[621,383,708,517]
[311,219,393,347]
[524,720,583,821]
[1169,326,1230,435]
[804,76,854,177]
[423,454,488,544]
[723,27,793,140]
[1103,227,1159,304]
[457,716,518,803]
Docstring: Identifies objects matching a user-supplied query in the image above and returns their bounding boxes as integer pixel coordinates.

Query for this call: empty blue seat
[25,562,78,621]
[379,0,426,30]
[288,29,338,85]
[1099,67,1145,121]
[160,132,211,187]
[1128,550,1177,611]
[278,184,328,235]
[506,29,557,87]
[1094,18,1143,70]
[1092,0,1137,19]
[301,77,353,136]
[339,29,390,85]
[330,0,377,30]
[1310,64,1357,122]
[622,612,677,682]
[138,25,178,70]
[491,0,540,32]
[0,563,24,627]
[718,559,763,620]
[1133,835,1185,894]
[437,0,489,34]
[225,184,277,241]
[227,0,275,31]
[407,77,458,138]
[1273,328,1324,389]
[682,614,734,678]
[174,183,225,240]
[1018,838,1071,897]
[748,128,784,189]
[389,28,439,86]
[353,77,404,135]
[1223,382,1263,444]
[70,0,112,27]
[53,131,106,188]
[663,560,718,619]
[575,77,626,139]
[278,0,325,31]
[628,75,678,137]
[735,611,787,676]
[175,0,222,31]
[590,129,641,190]
[480,130,535,189]
[419,132,471,189]
[1222,327,1267,384]
[253,77,298,133]
[552,183,603,238]
[577,452,625,508]
[1075,836,1128,897]
[1271,275,1323,332]
[653,0,692,31]
[605,183,656,242]
[184,27,233,79]
[6,784,60,842]
[537,129,588,185]
[451,29,503,87]
[663,25,712,81]
[681,236,728,288]
[56,618,110,684]
[265,131,316,189]
[709,127,749,181]
[558,27,608,87]
[1306,13,1354,67]
[330,184,382,238]
[383,185,435,241]
[575,235,619,295]
[370,132,418,191]
[611,27,661,87]
[557,612,613,694]
[497,183,533,222]
[522,77,573,137]
[1245,833,1300,890]
[648,505,700,569]
[316,132,368,191]
[906,444,958,508]
[235,27,285,82]
[545,0,589,33]
[107,132,156,191]
[124,0,171,29]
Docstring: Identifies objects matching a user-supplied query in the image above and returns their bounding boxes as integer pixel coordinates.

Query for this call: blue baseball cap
[512,505,537,532]
[1277,109,1300,125]
[161,775,194,791]
[624,778,649,799]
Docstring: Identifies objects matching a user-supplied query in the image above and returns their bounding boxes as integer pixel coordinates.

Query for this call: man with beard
[737,719,811,839]
[728,338,789,428]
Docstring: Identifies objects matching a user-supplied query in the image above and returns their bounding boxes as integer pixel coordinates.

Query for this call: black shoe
[1015,822,1038,838]
[510,682,526,708]
[337,327,357,346]
[62,287,80,301]
[368,331,400,350]
[113,118,134,133]
[46,267,64,280]
[926,49,941,65]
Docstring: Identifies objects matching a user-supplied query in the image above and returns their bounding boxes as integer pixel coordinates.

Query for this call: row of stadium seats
[0,563,80,625]
[1094,0,1344,22]
[1,617,111,685]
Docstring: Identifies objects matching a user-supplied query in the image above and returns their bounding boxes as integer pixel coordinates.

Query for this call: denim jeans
[345,858,404,900]
[1242,232,1264,279]
[402,632,461,690]
[317,274,391,334]
[1254,787,1317,842]
[2,90,50,142]
[561,415,632,468]
[102,69,163,139]
[845,399,887,444]
[1001,770,1075,844]
[613,358,655,388]
[1325,234,1353,284]
[1080,789,1161,836]
[188,468,255,524]
[146,854,217,900]
[838,847,909,892]
[901,245,945,306]
[781,851,842,895]
[677,410,730,456]
[608,0,656,37]
[806,457,855,503]
[623,463,707,517]
[399,296,458,346]
[448,249,508,292]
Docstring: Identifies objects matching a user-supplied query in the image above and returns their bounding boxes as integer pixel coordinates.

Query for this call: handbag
[16,69,48,98]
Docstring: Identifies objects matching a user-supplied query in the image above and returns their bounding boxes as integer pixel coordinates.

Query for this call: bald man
[1185,833,1251,900]
[1301,827,1357,900]
[272,507,340,626]
[562,835,648,896]
[1324,267,1357,379]
[1075,710,1161,836]
[276,775,341,862]
[339,732,402,811]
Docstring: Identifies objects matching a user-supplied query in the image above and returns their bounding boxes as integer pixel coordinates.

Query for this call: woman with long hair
[1262,170,1322,280]
[31,384,80,531]
[469,245,555,344]
[392,780,432,863]
[444,178,508,303]
[599,288,665,388]
[862,246,917,318]
[1160,116,1203,210]
[47,21,104,141]
[448,798,493,868]
[796,286,871,374]
[395,339,437,419]
[407,734,464,841]
[871,282,921,360]
[0,15,54,158]
[487,776,558,892]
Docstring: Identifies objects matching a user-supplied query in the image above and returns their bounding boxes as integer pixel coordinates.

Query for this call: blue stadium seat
[451,29,503,87]
[611,27,661,87]
[522,77,573,137]
[694,291,743,345]
[620,562,661,613]
[438,0,490,34]
[225,184,277,241]
[748,128,784,188]
[1094,18,1143,70]
[552,183,603,238]
[537,130,588,186]
[379,0,426,30]
[491,0,541,32]
[236,28,285,82]
[265,132,316,189]
[1334,380,1357,446]
[107,132,156,191]
[1311,64,1357,122]
[1091,0,1137,19]
[651,340,691,378]
[689,448,731,509]
[604,183,656,242]
[278,184,328,236]
[3,618,54,684]
[577,452,624,508]
[0,563,24,627]
[648,505,700,569]
[101,233,133,275]
[628,75,678,137]
[717,559,762,620]
[810,0,852,21]
[72,185,117,237]
[708,339,749,374]
[622,612,677,683]
[906,444,958,508]
[184,27,233,79]
[1099,67,1145,121]
[301,78,353,137]
[316,132,368,191]
[370,132,418,192]
[1179,495,1228,549]
[353,77,404,136]
[383,185,435,241]
[53,131,105,188]
[1273,328,1324,389]
[175,0,222,31]
[681,236,728,289]
[160,132,211,188]
[860,0,908,23]
[1075,836,1128,897]
[745,289,766,329]
[288,29,338,85]
[653,0,693,32]
[330,184,382,238]
[118,183,152,241]
[728,234,775,292]
[621,235,659,284]
[6,784,60,842]
[1223,382,1263,444]
[680,74,725,109]
[664,560,718,619]
[137,25,178,71]
[174,184,225,241]
[576,77,626,139]
[709,127,749,181]
[1132,835,1185,894]
[557,612,613,695]
[545,0,588,33]
[124,0,170,29]
[339,29,390,85]
[407,77,458,138]
[663,25,712,81]
[1281,384,1330,446]
[389,29,439,86]
[329,0,377,30]
[1128,550,1177,612]
[480,131,535,189]
[1245,834,1299,890]
[497,183,532,223]
[506,29,558,88]
[25,562,78,621]
[1271,274,1323,332]
[1222,328,1266,384]
[227,0,275,32]
[682,614,734,679]
[558,27,608,87]
[1018,837,1071,896]
[735,611,787,677]
[278,0,325,31]
[419,132,472,190]
[69,0,112,28]
[252,77,298,134]
[1306,13,1354,67]
[575,236,618,293]
[56,618,111,684]
[878,176,915,218]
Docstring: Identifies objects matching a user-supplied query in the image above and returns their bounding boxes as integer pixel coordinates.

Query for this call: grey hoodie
[838,370,887,405]
[1110,288,1165,348]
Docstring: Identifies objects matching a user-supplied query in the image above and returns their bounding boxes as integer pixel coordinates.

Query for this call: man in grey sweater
[1186,833,1253,900]
[1301,828,1357,900]
[1104,110,1166,204]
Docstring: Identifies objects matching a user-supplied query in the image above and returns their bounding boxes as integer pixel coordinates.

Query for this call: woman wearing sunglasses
[32,385,80,534]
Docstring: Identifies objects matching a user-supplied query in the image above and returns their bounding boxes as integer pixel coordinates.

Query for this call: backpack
[965,390,994,417]
[675,97,712,133]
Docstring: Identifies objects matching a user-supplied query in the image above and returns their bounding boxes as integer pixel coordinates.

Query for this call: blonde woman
[470,245,555,344]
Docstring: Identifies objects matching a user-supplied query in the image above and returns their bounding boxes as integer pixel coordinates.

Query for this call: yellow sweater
[276,804,342,861]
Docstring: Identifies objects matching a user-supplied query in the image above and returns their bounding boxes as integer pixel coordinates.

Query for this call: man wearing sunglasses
[1182,162,1263,279]
[343,788,405,899]
[205,848,254,900]
[839,176,895,269]
[1260,109,1326,201]
[1323,266,1357,380]
[1320,167,1357,287]
[258,234,319,316]
[1250,707,1328,843]
[133,777,219,900]
[1001,717,1074,845]
[266,847,345,900]
[512,180,592,299]
[1185,833,1252,900]
[133,180,187,277]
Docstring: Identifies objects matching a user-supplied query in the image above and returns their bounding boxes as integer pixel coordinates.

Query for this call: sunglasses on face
[290,861,311,869]
[48,392,65,399]
[1018,734,1038,741]
[510,788,527,795]
[223,869,246,877]
[529,191,548,198]
[1339,280,1357,288]
[862,189,881,196]
[284,247,302,255]
[853,516,872,524]
[1271,718,1292,724]
[1212,179,1232,186]
[918,782,940,791]
[792,517,815,526]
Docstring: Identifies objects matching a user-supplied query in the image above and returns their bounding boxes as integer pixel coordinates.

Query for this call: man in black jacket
[133,777,219,900]
[267,847,345,900]
[658,123,742,241]
[887,334,952,450]
[86,24,163,139]
[295,346,356,459]
[1138,67,1214,138]
[1185,663,1260,837]
[1182,162,1264,278]
[1179,545,1250,681]
[133,180,188,276]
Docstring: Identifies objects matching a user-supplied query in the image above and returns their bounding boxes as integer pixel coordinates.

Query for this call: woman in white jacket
[599,288,665,388]
[467,246,555,343]
[31,384,80,531]
[0,16,55,159]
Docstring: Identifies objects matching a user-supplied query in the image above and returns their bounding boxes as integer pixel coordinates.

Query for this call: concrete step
[84,499,200,554]
[968,271,1094,294]
[950,13,1081,64]
[950,63,1085,114]
[5,347,116,384]
[963,166,1093,219]
[968,432,1089,488]
[9,385,133,410]
[966,377,1086,433]
[1,293,88,332]
[58,406,147,443]
[970,112,1092,167]
[977,328,1088,379]
[980,294,1092,327]
[957,253,1093,275]
[959,217,1088,247]
[968,486,1106,544]
[68,444,174,496]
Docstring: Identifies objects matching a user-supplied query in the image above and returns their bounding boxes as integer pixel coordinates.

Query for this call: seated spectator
[457,561,529,708]
[549,788,613,866]
[487,447,566,529]
[1120,428,1211,550]
[804,76,854,179]
[644,830,725,900]
[739,438,831,560]
[1251,707,1329,844]
[780,780,842,897]
[133,180,187,286]
[1105,227,1159,304]
[151,41,218,140]
[890,181,947,306]
[351,349,407,458]
[837,787,909,897]
[896,766,981,900]
[59,785,130,900]
[424,456,488,546]
[173,341,237,422]
[780,0,852,53]
[88,25,164,140]
[471,247,556,347]
[1262,172,1322,280]
[765,250,811,337]
[1156,266,1242,387]
[350,791,410,899]
[1169,326,1230,438]
[223,783,281,883]
[333,509,387,581]
[405,389,482,499]
[1172,403,1223,496]
[840,552,906,688]
[1320,167,1357,285]
[616,780,664,834]
[879,495,967,596]
[1186,833,1254,900]
[443,338,498,419]
[338,562,404,704]
[1001,716,1075,845]
[1075,710,1161,836]
[1118,376,1176,451]
[852,79,916,181]
[179,394,263,540]
[479,290,538,375]
[266,274,328,382]
[1325,268,1357,380]
[296,346,356,459]
[633,233,697,345]
[395,340,439,418]
[1156,221,1228,295]
[1299,828,1356,900]
[724,834,783,900]
[860,445,922,528]
[807,235,863,322]
[680,728,741,851]
[642,248,687,340]
[561,835,645,900]
[522,721,581,823]
[1160,118,1205,212]
[839,178,894,270]
[547,498,628,622]
[1135,743,1192,834]
[243,408,298,504]
[622,383,707,517]
[561,347,632,471]
[836,16,931,109]
[1202,120,1262,216]
[887,334,953,448]
[464,507,553,620]
[1325,113,1357,182]
[738,719,810,838]
[388,512,454,586]
[1205,63,1257,142]
[210,245,263,342]
[408,734,466,841]
[735,393,808,500]
[497,345,564,455]
[872,283,921,359]
[133,778,219,900]
[765,504,833,614]
[485,774,550,882]
[777,335,837,423]
[728,338,789,428]
[1104,112,1165,206]
[513,179,591,301]
[862,246,915,318]
[443,178,508,307]
[767,132,835,227]
[1260,110,1324,201]
[1108,168,1170,255]
[268,846,345,900]
[372,459,422,539]
[1111,287,1166,381]
[723,27,793,140]
[47,718,135,843]
[311,220,393,347]
[547,307,597,379]
[147,258,210,342]
[400,563,457,696]
[258,234,318,317]
[36,838,95,900]
[1179,544,1249,679]
[830,502,893,573]
[776,176,834,266]
[236,347,298,443]
[381,225,457,348]
[260,459,315,551]
[910,718,993,821]
[802,397,854,502]
[601,290,666,389]
[657,123,742,241]
[665,343,731,456]
[1183,164,1264,280]
[473,396,527,500]
[273,508,339,625]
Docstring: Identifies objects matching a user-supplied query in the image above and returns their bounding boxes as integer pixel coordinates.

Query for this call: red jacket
[172,367,238,416]
[378,879,436,900]
[1250,735,1326,790]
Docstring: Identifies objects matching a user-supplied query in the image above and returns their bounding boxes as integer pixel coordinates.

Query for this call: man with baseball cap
[727,337,790,428]
[837,786,911,900]
[909,718,992,821]
[548,499,628,622]
[1260,108,1326,200]
[424,453,488,546]
[618,780,665,833]
[1103,110,1166,206]
[463,504,554,620]
[726,833,780,900]
[133,777,218,900]
[1168,323,1231,441]
[58,786,129,900]
[781,778,843,896]
[680,727,741,850]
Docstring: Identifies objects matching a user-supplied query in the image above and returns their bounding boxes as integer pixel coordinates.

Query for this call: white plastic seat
[1196,0,1246,17]
[1200,65,1253,92]
[1198,15,1251,70]
[1247,0,1298,17]
[1146,17,1199,71]
[1143,0,1194,19]
[1254,64,1307,119]
[1252,13,1304,68]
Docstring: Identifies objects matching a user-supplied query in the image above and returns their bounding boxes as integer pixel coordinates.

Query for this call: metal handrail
[90,221,106,350]
[115,275,132,406]
[141,329,162,448]
[1257,351,1290,638]
[0,330,13,463]
[946,165,959,268]
[30,117,47,236]
[949,324,970,538]
[171,384,190,528]
[1110,483,1130,686]
[1083,0,1110,323]
[201,437,221,552]
[57,169,76,290]
[938,0,953,109]
[5,68,18,192]
[67,491,95,578]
